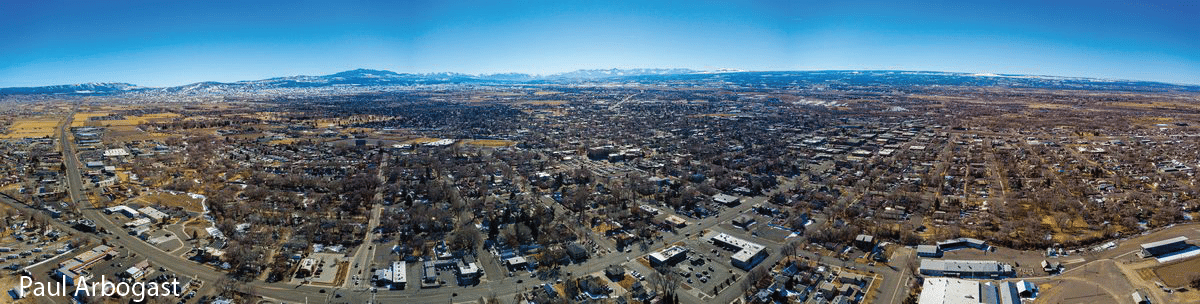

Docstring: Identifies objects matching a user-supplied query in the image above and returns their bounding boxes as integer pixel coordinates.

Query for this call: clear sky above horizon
[1,0,1197,87]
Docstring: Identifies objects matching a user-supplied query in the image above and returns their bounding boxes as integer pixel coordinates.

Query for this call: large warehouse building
[918,278,1031,304]
[919,259,1014,278]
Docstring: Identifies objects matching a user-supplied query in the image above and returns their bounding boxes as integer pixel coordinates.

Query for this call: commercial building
[374,261,406,290]
[138,206,170,222]
[937,238,988,251]
[105,206,140,218]
[917,245,943,258]
[708,232,767,270]
[647,246,688,266]
[457,261,480,286]
[713,194,740,206]
[664,215,688,228]
[53,245,116,285]
[917,278,1024,304]
[505,256,528,271]
[919,259,1014,278]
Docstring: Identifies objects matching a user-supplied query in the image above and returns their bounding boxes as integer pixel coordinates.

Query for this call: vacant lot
[71,112,180,127]
[463,139,517,147]
[131,191,205,213]
[0,116,60,139]
[1153,256,1200,287]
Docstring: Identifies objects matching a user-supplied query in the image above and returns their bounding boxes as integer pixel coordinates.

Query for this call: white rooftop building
[707,232,767,270]
[374,261,407,289]
[647,246,688,266]
[103,148,130,157]
[138,206,169,222]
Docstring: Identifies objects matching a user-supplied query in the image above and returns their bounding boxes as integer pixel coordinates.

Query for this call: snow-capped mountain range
[2,68,1197,96]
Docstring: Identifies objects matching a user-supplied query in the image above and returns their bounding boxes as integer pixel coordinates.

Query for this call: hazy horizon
[2,0,1197,87]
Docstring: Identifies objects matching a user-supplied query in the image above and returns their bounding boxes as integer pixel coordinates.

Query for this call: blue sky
[1,0,1196,87]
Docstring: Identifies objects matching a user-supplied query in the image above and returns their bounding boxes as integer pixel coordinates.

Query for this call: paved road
[342,153,388,289]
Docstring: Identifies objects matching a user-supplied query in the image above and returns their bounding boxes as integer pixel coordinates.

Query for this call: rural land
[1,69,1199,304]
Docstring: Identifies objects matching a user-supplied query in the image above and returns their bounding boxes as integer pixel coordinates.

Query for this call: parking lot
[676,238,741,298]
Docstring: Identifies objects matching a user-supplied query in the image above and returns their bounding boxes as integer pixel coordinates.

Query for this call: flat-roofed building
[105,206,139,218]
[917,278,1021,304]
[138,206,170,222]
[505,256,528,271]
[918,245,943,258]
[664,215,688,228]
[457,261,480,286]
[919,259,1014,278]
[648,246,688,266]
[708,232,767,270]
[937,238,988,251]
[713,194,740,206]
[374,261,406,290]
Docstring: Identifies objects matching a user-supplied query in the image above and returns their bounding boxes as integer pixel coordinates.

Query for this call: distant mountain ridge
[3,68,1198,95]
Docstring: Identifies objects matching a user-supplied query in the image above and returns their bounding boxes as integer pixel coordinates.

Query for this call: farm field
[0,116,61,139]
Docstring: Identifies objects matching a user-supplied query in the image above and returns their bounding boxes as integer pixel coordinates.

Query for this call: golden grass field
[71,112,181,127]
[403,137,442,144]
[0,116,61,139]
[463,139,517,147]
[1153,256,1200,287]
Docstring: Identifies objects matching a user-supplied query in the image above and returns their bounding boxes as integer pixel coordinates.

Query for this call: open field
[108,125,174,142]
[131,191,206,213]
[403,137,442,144]
[71,112,181,127]
[1152,256,1200,287]
[519,100,568,105]
[0,116,61,139]
[463,139,517,147]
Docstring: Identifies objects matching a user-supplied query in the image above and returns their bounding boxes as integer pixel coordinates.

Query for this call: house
[732,215,755,229]
[855,234,875,250]
[566,243,589,262]
[604,265,625,281]
[1040,260,1061,273]
[578,276,611,298]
